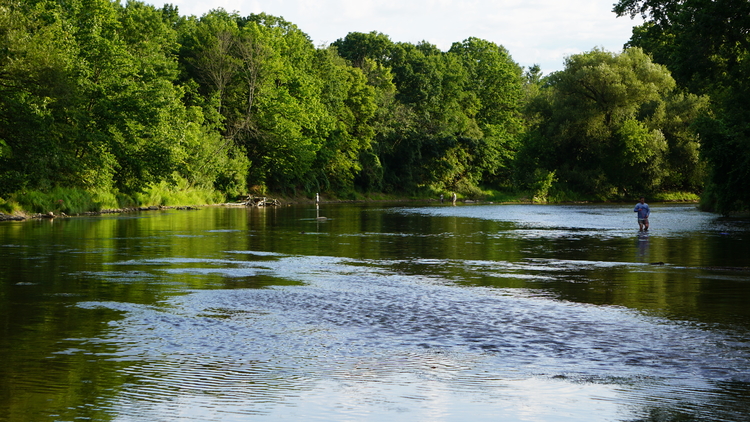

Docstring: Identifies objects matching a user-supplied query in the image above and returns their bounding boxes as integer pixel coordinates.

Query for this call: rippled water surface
[1,203,750,421]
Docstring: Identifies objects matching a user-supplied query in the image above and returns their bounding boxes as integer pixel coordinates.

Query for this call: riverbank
[0,188,702,222]
[0,205,202,222]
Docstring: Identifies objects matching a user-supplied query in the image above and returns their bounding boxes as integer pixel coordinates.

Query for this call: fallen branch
[242,195,280,207]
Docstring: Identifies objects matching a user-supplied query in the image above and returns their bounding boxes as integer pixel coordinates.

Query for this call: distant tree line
[0,0,747,212]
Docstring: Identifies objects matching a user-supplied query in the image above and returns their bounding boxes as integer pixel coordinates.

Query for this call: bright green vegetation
[614,0,750,214]
[519,48,708,202]
[0,0,746,215]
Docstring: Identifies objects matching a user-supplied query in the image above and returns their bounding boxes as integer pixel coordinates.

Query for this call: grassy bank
[0,184,702,219]
[0,180,223,217]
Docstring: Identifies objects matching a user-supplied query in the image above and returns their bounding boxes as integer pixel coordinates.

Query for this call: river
[1,202,749,421]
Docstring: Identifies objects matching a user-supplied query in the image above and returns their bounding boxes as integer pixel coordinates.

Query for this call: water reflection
[1,204,749,421]
[636,232,650,262]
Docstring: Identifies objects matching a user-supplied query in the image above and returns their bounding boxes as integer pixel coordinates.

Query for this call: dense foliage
[519,48,708,200]
[0,0,248,203]
[0,0,525,205]
[615,0,750,213]
[0,0,741,211]
[333,33,524,195]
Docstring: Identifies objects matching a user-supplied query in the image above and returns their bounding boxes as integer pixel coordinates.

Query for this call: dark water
[1,203,749,421]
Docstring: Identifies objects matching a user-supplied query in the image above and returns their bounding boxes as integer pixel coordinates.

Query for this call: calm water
[1,203,749,421]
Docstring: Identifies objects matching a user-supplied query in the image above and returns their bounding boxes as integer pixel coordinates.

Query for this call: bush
[134,177,225,207]
[12,188,87,214]
[6,177,227,215]
[530,169,556,203]
[0,197,21,214]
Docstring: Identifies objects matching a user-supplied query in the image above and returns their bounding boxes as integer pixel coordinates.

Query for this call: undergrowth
[6,178,225,215]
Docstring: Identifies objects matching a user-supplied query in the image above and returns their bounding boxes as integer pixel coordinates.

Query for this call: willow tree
[519,48,708,199]
[615,0,750,213]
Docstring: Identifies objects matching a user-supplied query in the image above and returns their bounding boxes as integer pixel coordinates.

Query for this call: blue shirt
[634,203,650,219]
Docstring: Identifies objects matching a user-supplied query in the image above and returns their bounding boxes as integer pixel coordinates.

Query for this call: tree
[519,48,707,198]
[237,13,331,192]
[312,47,377,194]
[448,37,524,185]
[330,34,525,195]
[0,0,249,200]
[615,0,750,213]
[380,41,482,193]
[331,31,393,69]
[0,0,83,195]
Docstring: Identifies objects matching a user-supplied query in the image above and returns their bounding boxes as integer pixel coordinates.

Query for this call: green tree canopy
[331,31,393,69]
[0,0,249,199]
[615,0,750,213]
[331,34,525,195]
[519,48,707,199]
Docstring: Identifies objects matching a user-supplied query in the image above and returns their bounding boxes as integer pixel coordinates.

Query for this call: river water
[1,203,749,421]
